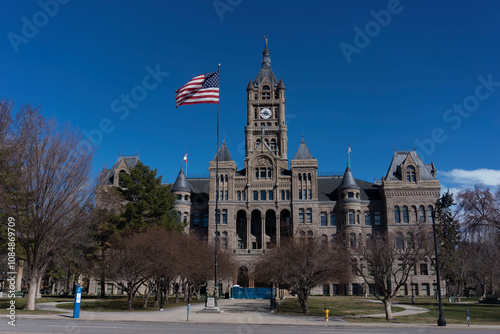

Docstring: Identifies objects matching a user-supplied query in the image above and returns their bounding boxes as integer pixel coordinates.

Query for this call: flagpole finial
[264,35,268,48]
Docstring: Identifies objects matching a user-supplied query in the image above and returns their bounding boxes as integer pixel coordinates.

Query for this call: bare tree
[0,103,95,310]
[256,237,350,313]
[352,224,431,320]
[457,185,500,296]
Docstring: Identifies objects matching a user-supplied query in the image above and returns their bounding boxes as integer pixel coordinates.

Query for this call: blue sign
[73,284,82,319]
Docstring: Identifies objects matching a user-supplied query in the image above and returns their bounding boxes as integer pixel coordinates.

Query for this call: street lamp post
[160,276,165,311]
[410,277,415,304]
[432,202,447,326]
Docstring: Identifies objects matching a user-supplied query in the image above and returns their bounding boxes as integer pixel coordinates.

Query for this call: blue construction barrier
[232,286,274,299]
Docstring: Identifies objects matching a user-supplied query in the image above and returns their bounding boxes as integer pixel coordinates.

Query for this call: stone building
[168,41,443,296]
[100,41,443,297]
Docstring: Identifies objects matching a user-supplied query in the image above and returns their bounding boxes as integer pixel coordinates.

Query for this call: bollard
[73,284,82,319]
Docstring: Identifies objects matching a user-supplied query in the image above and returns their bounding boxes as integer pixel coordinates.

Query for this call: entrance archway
[280,209,292,239]
[237,266,249,287]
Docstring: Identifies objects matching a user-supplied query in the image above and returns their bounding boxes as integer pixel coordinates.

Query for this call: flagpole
[185,147,188,177]
[214,63,220,306]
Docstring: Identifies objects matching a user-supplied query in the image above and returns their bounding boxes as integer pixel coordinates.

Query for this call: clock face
[260,108,272,119]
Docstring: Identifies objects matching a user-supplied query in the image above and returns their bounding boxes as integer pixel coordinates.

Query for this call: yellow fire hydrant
[323,307,330,321]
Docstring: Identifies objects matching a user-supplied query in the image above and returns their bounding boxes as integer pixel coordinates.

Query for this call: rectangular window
[430,259,436,275]
[422,283,430,296]
[399,284,408,296]
[107,283,113,295]
[237,191,241,201]
[222,209,227,224]
[253,190,258,201]
[299,208,305,224]
[242,191,246,201]
[420,263,428,275]
[374,211,381,225]
[202,213,208,227]
[220,191,223,201]
[255,168,259,178]
[193,214,200,227]
[281,190,285,200]
[268,190,273,201]
[177,211,181,223]
[267,168,271,178]
[303,190,307,199]
[308,189,312,199]
[183,212,188,223]
[260,168,266,178]
[260,190,266,201]
[286,190,289,200]
[306,208,312,223]
[224,191,228,201]
[364,211,371,225]
[215,210,220,225]
[349,210,355,224]
[329,212,337,226]
[298,190,302,199]
[320,212,327,226]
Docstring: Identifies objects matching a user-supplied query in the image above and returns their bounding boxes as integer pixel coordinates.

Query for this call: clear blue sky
[2,0,499,193]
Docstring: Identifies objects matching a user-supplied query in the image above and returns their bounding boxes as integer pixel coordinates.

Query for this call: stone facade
[103,41,444,297]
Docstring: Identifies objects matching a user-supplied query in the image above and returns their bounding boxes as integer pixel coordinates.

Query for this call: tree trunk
[36,276,42,298]
[25,276,38,310]
[127,293,134,310]
[297,291,309,313]
[165,282,169,304]
[383,299,393,320]
[15,260,24,291]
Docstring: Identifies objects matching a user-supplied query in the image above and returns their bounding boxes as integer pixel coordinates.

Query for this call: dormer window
[261,85,271,99]
[406,166,416,182]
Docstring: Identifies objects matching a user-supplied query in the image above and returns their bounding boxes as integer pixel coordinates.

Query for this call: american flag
[182,152,188,163]
[175,71,219,108]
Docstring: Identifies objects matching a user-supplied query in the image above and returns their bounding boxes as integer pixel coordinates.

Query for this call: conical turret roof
[172,168,192,193]
[213,140,233,162]
[339,166,360,190]
[294,138,314,160]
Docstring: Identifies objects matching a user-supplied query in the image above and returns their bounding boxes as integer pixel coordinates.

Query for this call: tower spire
[262,35,271,69]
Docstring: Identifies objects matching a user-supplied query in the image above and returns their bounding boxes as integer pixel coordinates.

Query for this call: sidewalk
[19,298,500,330]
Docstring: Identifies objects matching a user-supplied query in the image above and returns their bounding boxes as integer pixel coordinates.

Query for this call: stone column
[246,213,251,250]
[261,212,266,250]
[276,214,281,247]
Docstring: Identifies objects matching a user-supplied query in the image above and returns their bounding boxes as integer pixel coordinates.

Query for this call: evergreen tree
[116,162,181,233]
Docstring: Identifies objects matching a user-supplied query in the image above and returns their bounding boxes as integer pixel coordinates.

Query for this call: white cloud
[439,169,500,186]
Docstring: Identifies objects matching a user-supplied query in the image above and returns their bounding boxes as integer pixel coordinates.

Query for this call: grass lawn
[0,297,68,314]
[346,297,500,325]
[56,296,203,312]
[278,296,404,317]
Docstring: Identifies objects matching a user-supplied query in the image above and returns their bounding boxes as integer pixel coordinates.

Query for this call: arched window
[308,173,311,181]
[394,206,401,224]
[427,205,434,223]
[406,165,416,182]
[261,85,270,99]
[402,206,409,223]
[350,233,356,248]
[307,231,313,238]
[270,139,276,151]
[298,173,302,181]
[419,205,426,223]
[396,232,404,250]
[299,230,306,238]
[322,234,328,244]
[331,234,337,244]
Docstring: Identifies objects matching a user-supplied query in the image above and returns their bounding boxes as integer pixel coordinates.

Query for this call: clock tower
[245,38,288,170]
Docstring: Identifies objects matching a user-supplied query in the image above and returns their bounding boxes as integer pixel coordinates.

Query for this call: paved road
[3,298,498,333]
[1,319,499,334]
